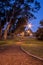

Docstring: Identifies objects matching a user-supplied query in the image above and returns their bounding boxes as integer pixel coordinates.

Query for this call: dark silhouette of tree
[40,20,43,26]
[0,0,40,39]
[13,17,27,34]
[36,20,43,40]
[0,0,11,39]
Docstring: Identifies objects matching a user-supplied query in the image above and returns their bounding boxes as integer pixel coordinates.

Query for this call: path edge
[21,47,43,61]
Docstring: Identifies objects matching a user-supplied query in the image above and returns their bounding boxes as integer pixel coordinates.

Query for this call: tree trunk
[0,27,2,40]
[3,8,15,40]
[3,23,11,40]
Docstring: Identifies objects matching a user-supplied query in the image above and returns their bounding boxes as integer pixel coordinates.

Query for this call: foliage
[36,20,43,41]
[0,0,40,39]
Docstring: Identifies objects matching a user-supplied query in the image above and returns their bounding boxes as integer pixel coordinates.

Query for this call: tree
[36,20,43,40]
[14,17,27,34]
[0,0,12,39]
[40,20,43,26]
[0,0,40,40]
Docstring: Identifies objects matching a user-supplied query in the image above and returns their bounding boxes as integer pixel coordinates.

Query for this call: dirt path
[0,45,43,65]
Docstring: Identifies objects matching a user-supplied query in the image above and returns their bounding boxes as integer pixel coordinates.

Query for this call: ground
[0,44,43,65]
[21,37,43,59]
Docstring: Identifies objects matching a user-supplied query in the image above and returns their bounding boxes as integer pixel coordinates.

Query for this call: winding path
[0,45,43,65]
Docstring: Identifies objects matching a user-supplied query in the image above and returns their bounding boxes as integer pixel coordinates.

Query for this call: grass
[21,37,43,59]
[0,36,23,45]
[0,39,16,45]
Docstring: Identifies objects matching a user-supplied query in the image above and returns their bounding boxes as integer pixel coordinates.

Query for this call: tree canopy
[36,20,43,40]
[0,0,40,39]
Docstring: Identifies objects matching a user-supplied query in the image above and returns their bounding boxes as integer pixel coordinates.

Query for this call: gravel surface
[0,45,43,65]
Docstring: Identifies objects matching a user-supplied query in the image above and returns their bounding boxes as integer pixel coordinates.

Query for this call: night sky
[30,0,43,32]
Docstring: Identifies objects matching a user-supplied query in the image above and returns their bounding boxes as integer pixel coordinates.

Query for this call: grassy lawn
[21,37,43,59]
[0,36,24,45]
[0,40,16,45]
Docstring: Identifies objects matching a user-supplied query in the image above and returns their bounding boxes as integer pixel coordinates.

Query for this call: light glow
[27,23,32,28]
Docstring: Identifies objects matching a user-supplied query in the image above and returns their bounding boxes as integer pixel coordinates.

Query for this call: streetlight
[27,23,32,28]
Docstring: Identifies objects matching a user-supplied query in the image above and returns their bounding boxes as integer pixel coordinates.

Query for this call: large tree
[0,0,40,39]
[0,0,13,39]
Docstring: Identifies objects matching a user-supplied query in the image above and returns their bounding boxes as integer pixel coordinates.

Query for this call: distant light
[30,33,33,36]
[27,23,32,28]
[27,30,30,33]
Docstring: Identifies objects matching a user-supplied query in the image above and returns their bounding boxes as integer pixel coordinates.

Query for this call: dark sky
[30,0,43,32]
